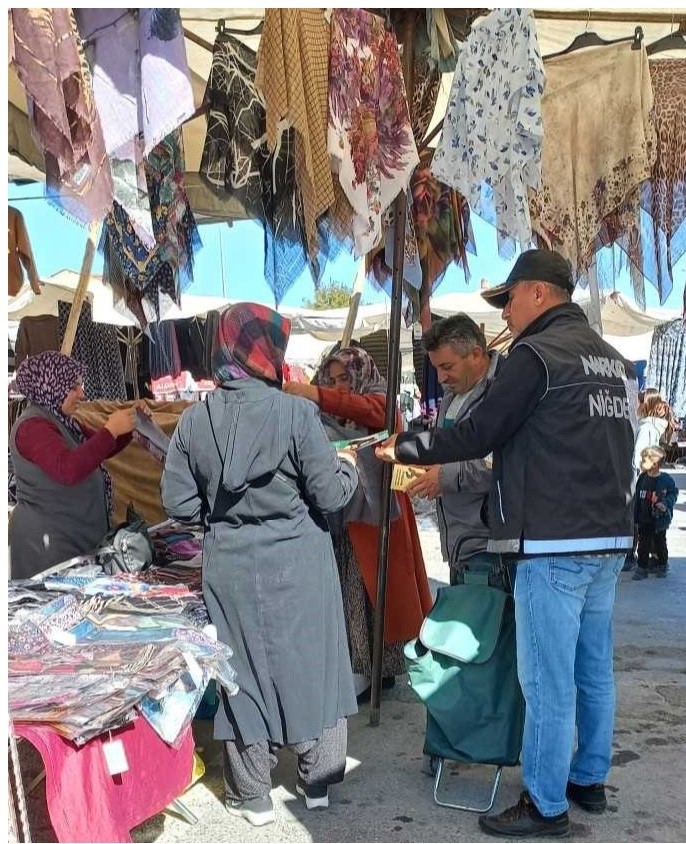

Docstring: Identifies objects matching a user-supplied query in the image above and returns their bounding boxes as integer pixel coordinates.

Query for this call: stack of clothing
[8,561,235,746]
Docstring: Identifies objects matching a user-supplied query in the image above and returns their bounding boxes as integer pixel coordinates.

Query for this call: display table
[15,718,195,843]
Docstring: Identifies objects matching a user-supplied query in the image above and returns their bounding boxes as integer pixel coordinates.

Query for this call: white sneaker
[226,796,276,826]
[296,779,329,809]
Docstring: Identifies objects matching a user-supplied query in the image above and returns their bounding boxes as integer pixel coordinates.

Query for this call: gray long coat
[161,378,359,746]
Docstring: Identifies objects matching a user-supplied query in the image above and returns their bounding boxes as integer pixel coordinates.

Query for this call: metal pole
[369,9,416,727]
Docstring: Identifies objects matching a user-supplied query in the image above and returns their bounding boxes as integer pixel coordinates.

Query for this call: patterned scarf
[14,351,113,514]
[212,303,291,386]
[317,347,387,397]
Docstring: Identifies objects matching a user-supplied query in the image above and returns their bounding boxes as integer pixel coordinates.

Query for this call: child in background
[633,446,678,580]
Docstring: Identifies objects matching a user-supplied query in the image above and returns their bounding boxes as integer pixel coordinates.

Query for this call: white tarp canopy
[8,270,232,327]
[279,289,679,342]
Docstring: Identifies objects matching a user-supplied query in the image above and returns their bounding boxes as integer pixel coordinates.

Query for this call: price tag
[102,739,129,776]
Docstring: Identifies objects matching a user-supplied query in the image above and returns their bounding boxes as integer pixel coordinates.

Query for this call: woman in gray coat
[161,303,358,827]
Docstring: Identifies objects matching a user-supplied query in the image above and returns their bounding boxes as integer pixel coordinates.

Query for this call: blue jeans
[514,554,624,817]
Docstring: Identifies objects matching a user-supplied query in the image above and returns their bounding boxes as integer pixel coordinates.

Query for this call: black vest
[488,304,637,556]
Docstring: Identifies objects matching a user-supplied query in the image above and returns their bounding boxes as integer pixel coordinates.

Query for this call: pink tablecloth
[15,719,195,843]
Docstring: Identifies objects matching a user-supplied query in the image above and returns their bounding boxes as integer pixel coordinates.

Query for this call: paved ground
[17,471,686,843]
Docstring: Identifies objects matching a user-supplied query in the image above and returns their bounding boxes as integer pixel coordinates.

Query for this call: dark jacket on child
[634,471,678,533]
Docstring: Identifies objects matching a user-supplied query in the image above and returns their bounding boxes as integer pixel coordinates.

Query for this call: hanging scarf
[212,303,291,386]
[10,9,113,225]
[14,351,113,513]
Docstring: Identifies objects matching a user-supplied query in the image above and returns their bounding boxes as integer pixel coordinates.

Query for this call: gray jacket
[436,352,502,565]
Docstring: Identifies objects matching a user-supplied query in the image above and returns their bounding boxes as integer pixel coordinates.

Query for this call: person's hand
[283,382,319,403]
[375,434,398,463]
[104,407,137,438]
[135,400,153,419]
[406,465,441,500]
[654,502,666,512]
[338,447,357,468]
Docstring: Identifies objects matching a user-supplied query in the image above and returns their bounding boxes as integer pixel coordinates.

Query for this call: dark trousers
[223,718,347,802]
[636,526,668,570]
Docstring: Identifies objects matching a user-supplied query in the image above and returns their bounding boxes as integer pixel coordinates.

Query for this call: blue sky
[8,181,684,310]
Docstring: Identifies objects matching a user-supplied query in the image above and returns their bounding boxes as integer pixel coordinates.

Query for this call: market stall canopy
[8,270,232,326]
[8,8,685,220]
[278,290,680,343]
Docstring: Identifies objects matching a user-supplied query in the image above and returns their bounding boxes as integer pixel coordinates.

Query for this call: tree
[303,281,354,310]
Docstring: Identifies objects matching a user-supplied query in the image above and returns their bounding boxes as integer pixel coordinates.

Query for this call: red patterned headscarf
[212,303,291,386]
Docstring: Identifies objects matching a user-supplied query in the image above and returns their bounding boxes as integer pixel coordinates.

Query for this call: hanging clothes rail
[534,10,686,24]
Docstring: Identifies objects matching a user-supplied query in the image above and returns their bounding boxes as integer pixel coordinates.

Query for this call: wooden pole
[60,221,99,356]
[341,260,366,348]
[533,10,685,24]
[369,9,416,727]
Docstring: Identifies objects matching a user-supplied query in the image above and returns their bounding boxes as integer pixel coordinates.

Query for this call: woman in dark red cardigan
[285,347,433,701]
[9,351,139,578]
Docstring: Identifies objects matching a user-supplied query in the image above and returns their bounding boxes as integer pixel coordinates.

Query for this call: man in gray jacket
[406,315,502,583]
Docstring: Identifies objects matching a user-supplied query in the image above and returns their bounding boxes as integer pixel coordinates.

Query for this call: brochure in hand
[331,430,390,451]
[390,464,428,491]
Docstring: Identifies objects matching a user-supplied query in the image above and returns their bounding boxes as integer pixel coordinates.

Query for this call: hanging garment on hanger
[366,51,445,300]
[203,311,221,378]
[256,9,334,264]
[8,207,41,296]
[147,321,182,381]
[630,60,686,304]
[9,9,113,225]
[328,8,419,257]
[200,33,309,305]
[14,315,59,366]
[432,7,544,259]
[646,319,686,418]
[75,9,195,247]
[56,301,127,401]
[411,148,476,294]
[100,131,201,326]
[529,42,656,288]
[174,318,209,381]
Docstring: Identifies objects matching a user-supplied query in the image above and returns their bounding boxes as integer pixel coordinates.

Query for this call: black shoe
[478,791,569,838]
[356,685,371,704]
[632,568,648,581]
[566,781,607,813]
[655,565,668,578]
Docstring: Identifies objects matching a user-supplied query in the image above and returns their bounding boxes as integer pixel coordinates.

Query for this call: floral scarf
[317,347,387,410]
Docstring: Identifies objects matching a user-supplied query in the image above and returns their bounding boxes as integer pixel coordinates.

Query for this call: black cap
[481,249,575,309]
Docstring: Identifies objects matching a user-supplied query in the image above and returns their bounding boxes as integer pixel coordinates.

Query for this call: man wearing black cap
[377,249,637,838]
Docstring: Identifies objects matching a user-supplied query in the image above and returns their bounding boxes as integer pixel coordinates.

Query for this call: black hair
[423,313,487,355]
